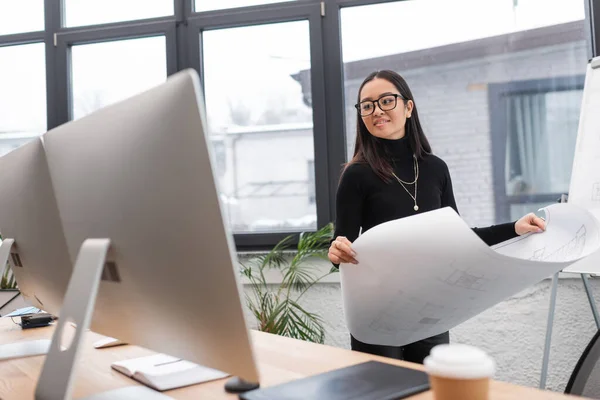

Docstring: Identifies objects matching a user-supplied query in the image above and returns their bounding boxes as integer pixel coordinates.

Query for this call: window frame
[488,75,586,222]
[54,19,178,123]
[586,0,600,58]
[0,31,44,46]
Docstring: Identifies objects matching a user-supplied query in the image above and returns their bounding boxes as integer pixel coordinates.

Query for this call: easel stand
[539,194,600,389]
[540,271,600,389]
[33,239,170,400]
[0,238,51,360]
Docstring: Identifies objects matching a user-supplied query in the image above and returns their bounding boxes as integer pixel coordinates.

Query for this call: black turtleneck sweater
[334,136,518,248]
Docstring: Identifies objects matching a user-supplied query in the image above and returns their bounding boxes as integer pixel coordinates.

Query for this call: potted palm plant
[0,263,16,290]
[0,235,19,314]
[240,223,337,344]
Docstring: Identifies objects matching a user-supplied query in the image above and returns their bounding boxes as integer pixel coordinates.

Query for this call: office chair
[565,330,600,398]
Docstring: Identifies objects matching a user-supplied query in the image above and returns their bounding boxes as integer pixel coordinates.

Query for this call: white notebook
[111,354,229,391]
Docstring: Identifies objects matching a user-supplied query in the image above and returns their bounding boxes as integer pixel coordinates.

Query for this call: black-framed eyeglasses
[355,93,405,117]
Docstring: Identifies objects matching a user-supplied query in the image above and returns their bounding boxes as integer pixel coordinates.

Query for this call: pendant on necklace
[414,205,419,211]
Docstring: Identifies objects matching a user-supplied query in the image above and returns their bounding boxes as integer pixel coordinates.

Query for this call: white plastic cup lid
[424,344,495,380]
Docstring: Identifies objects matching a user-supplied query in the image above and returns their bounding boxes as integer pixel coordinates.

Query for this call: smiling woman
[327,69,547,365]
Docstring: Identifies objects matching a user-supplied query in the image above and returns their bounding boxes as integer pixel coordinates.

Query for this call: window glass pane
[203,21,314,233]
[505,89,582,196]
[0,0,44,35]
[339,0,587,227]
[71,36,167,120]
[65,0,173,28]
[0,43,46,157]
[195,0,294,13]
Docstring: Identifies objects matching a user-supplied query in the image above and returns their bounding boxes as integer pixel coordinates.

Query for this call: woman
[328,70,545,364]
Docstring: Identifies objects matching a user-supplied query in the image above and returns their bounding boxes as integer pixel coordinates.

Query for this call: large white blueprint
[340,203,600,346]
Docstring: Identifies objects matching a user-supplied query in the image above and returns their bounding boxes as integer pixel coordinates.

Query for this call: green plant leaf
[282,223,332,295]
[288,300,325,343]
[283,266,318,292]
[263,297,287,333]
[0,257,17,290]
[240,263,253,280]
[254,235,292,270]
[242,223,333,343]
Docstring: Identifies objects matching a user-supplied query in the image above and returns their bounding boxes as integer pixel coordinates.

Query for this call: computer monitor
[41,69,259,388]
[0,137,72,317]
[0,137,73,359]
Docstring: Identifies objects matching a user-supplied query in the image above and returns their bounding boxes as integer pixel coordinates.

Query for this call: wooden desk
[0,319,583,399]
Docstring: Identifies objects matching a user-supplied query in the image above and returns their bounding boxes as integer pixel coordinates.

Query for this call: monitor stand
[33,239,167,400]
[0,238,51,360]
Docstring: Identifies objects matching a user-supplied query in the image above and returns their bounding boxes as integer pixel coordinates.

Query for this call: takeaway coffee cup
[423,344,495,400]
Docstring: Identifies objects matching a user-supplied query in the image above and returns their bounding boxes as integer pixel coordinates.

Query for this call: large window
[339,0,588,227]
[203,21,315,233]
[1,0,597,249]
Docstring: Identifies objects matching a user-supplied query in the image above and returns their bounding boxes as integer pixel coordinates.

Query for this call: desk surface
[0,319,583,399]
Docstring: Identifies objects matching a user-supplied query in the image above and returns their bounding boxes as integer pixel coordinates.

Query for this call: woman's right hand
[328,236,358,265]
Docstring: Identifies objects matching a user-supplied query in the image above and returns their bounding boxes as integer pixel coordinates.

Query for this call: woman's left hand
[515,213,546,235]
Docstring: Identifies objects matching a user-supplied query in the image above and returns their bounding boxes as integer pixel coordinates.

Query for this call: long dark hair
[347,70,431,182]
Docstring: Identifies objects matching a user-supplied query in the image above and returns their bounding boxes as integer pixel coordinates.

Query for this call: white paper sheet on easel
[557,59,600,273]
[340,203,600,347]
[566,60,600,214]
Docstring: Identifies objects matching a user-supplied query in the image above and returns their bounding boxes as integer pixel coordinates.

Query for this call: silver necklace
[391,156,419,211]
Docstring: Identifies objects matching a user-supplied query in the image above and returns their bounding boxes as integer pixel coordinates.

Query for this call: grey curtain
[506,93,550,195]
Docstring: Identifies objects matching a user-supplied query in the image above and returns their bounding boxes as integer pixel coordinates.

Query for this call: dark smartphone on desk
[239,361,430,400]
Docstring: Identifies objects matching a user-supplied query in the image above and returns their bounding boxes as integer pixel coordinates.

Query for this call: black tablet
[239,360,430,400]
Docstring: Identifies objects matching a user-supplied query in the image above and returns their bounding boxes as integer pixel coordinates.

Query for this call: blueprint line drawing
[368,294,462,344]
[341,203,600,346]
[441,269,489,292]
[530,226,586,262]
[593,182,600,202]
[438,262,500,293]
[368,294,423,335]
[492,205,598,264]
